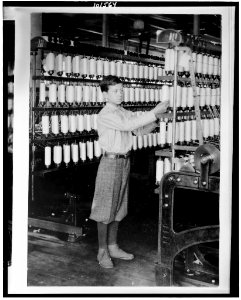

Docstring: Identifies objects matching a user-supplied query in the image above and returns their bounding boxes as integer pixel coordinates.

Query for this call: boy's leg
[108,221,134,260]
[97,222,113,268]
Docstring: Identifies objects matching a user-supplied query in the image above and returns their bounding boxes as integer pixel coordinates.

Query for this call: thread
[46,52,55,74]
[187,86,194,108]
[75,85,82,104]
[65,55,72,75]
[129,87,135,102]
[81,57,89,77]
[145,88,150,103]
[156,159,164,184]
[200,87,206,107]
[148,65,154,81]
[58,84,65,105]
[208,55,214,76]
[72,55,80,76]
[53,145,62,165]
[164,157,171,174]
[191,119,197,141]
[158,120,166,146]
[122,61,128,78]
[79,142,86,161]
[89,57,97,77]
[66,85,74,104]
[77,114,84,132]
[162,84,169,103]
[137,135,143,149]
[133,63,139,79]
[214,118,220,136]
[71,143,79,163]
[94,140,102,158]
[116,61,122,77]
[87,141,94,160]
[167,121,172,144]
[181,86,187,109]
[148,133,153,147]
[110,60,116,76]
[63,144,70,165]
[49,83,57,104]
[51,114,59,135]
[139,63,144,79]
[202,54,208,75]
[56,53,63,75]
[97,58,104,77]
[69,114,77,133]
[40,82,46,104]
[83,85,90,103]
[42,115,49,135]
[179,119,185,143]
[91,86,97,103]
[143,135,148,148]
[152,132,157,147]
[44,146,51,168]
[132,135,137,150]
[60,114,68,134]
[196,53,203,74]
[205,86,211,106]
[128,63,133,79]
[184,118,191,143]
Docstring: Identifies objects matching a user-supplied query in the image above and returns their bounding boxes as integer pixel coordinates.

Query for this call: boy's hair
[99,75,122,92]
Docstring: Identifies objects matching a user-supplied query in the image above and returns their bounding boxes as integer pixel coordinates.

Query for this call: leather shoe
[97,249,114,269]
[108,244,134,260]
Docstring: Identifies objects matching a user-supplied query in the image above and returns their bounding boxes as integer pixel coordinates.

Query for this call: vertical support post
[30,52,37,202]
[102,14,109,47]
[171,48,178,170]
[193,15,200,35]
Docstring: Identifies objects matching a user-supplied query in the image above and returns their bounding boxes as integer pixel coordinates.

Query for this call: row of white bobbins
[176,84,221,108]
[201,117,220,139]
[155,157,172,184]
[175,116,220,144]
[132,132,160,150]
[155,154,196,184]
[39,82,104,105]
[43,52,165,80]
[123,86,162,103]
[44,140,102,168]
[164,48,221,76]
[41,113,98,136]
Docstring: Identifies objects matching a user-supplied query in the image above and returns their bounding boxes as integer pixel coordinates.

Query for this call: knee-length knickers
[89,156,130,224]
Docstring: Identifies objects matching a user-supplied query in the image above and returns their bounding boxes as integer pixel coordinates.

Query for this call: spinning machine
[155,143,220,286]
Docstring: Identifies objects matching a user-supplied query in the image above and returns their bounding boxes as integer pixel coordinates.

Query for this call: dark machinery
[155,143,220,286]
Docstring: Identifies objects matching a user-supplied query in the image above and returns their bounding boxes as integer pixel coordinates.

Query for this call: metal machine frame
[155,170,219,286]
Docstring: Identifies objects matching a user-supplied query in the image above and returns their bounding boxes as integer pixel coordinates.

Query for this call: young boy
[89,75,168,268]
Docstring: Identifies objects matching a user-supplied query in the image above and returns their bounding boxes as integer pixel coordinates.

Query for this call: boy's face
[104,83,123,105]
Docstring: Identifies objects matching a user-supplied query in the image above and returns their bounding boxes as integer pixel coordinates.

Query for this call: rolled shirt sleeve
[132,121,158,136]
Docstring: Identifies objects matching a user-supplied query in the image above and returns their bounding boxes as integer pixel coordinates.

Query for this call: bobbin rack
[155,44,221,185]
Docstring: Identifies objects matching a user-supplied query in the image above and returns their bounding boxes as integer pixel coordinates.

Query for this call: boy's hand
[152,101,169,117]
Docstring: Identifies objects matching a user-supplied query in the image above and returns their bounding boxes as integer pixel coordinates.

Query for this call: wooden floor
[27,216,160,286]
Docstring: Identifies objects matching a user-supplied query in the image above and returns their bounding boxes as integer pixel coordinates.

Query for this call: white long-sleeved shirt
[97,102,157,154]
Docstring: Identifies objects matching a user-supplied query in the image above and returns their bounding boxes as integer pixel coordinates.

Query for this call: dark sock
[97,222,108,250]
[108,221,119,245]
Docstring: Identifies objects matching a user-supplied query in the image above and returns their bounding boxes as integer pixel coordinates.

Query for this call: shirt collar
[106,102,122,110]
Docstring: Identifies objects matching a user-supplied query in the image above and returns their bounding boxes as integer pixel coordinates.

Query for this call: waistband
[103,151,131,159]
